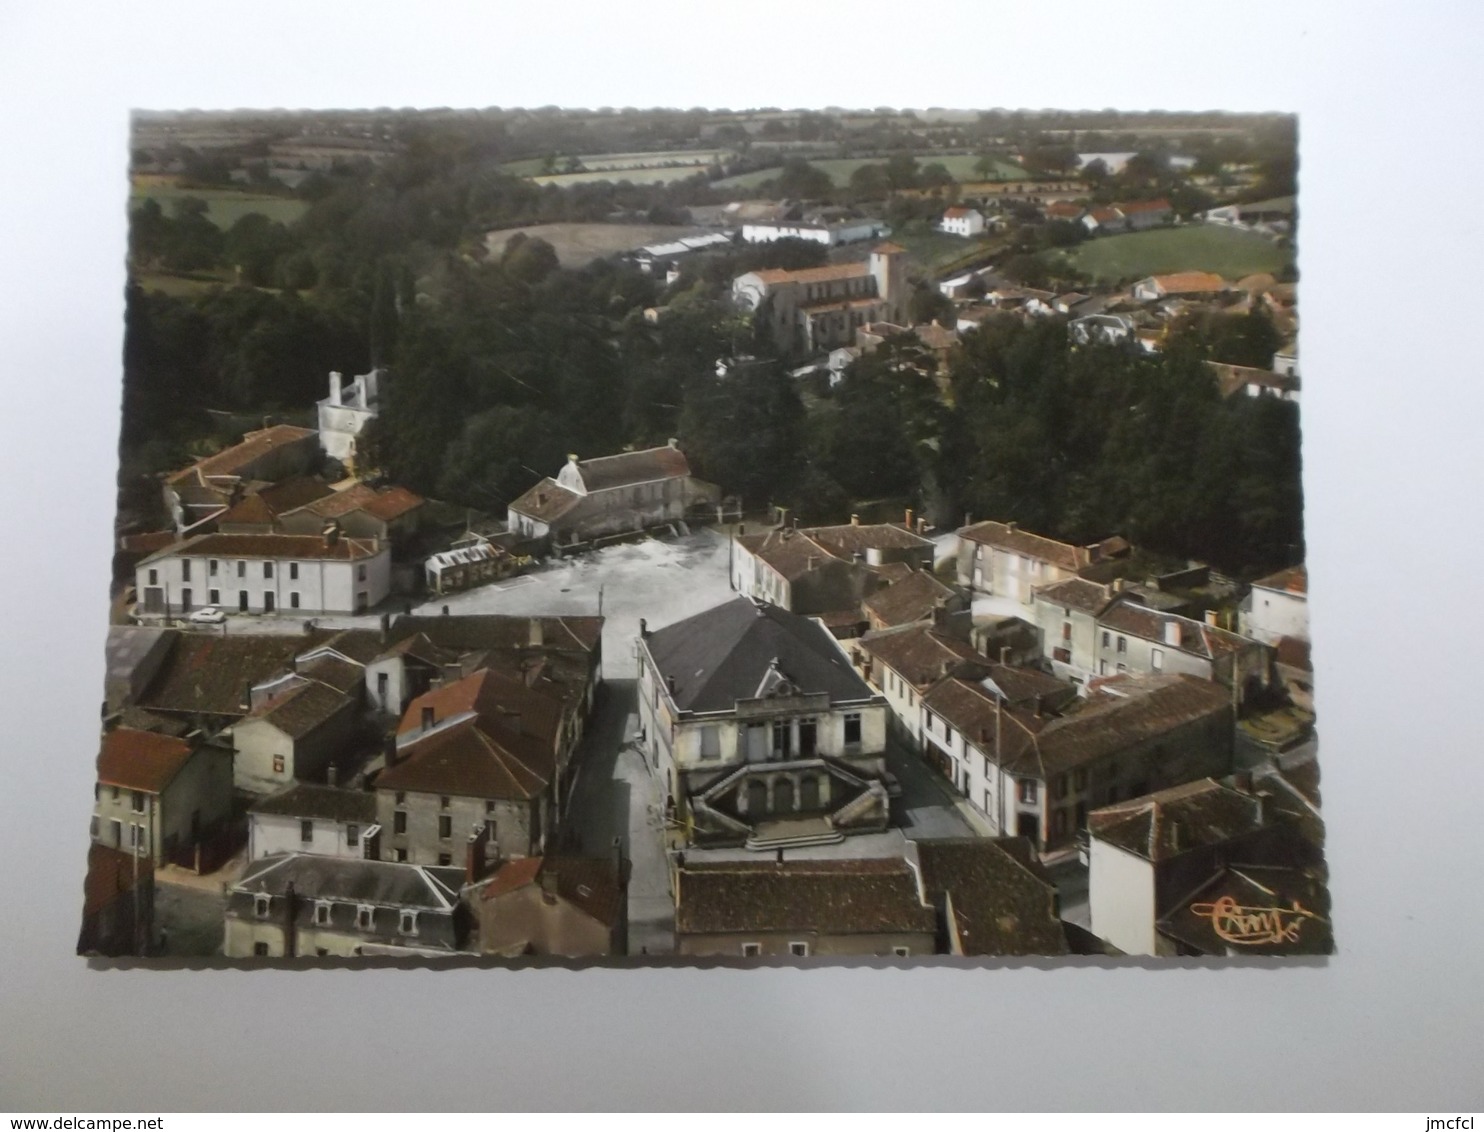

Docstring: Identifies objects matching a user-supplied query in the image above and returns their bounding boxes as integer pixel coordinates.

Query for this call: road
[154,880,225,957]
[561,679,674,955]
[881,733,980,840]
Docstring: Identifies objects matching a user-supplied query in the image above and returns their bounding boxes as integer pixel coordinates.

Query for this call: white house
[636,597,893,847]
[955,519,1129,605]
[937,207,986,238]
[317,368,382,469]
[135,532,392,618]
[741,210,889,247]
[1239,565,1308,646]
[248,782,378,860]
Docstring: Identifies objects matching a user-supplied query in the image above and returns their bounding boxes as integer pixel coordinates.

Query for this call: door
[798,719,817,758]
[1016,813,1039,843]
[180,588,192,612]
[774,778,795,814]
[263,592,275,614]
[746,780,768,816]
[799,776,820,811]
[239,591,249,612]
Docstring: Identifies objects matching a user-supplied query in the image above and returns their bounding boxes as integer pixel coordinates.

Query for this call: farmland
[530,165,714,186]
[129,184,308,229]
[484,222,709,267]
[714,153,1026,189]
[1047,223,1292,283]
[505,149,732,186]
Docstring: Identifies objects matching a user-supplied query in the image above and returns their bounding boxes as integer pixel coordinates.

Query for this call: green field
[714,153,1026,190]
[1048,224,1292,283]
[888,227,1001,273]
[130,186,308,230]
[530,164,714,186]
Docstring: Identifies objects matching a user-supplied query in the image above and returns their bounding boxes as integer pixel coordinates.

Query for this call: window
[1151,647,1164,672]
[181,559,191,581]
[1053,774,1067,799]
[1062,621,1072,641]
[893,946,911,957]
[844,713,861,745]
[272,755,285,775]
[394,811,407,834]
[148,569,158,586]
[741,943,761,957]
[130,824,143,848]
[346,824,359,847]
[314,902,331,926]
[131,790,145,813]
[315,947,329,957]
[789,942,809,957]
[399,911,419,936]
[289,562,299,581]
[437,853,451,866]
[237,561,246,578]
[484,800,496,815]
[945,726,955,746]
[699,725,721,760]
[253,942,270,957]
[1018,779,1038,804]
[395,792,406,804]
[289,592,300,609]
[254,895,270,918]
[440,795,450,810]
[356,905,373,930]
[1116,636,1127,654]
[209,560,218,576]
[1101,631,1110,648]
[438,815,452,840]
[111,785,119,800]
[264,562,273,579]
[209,589,220,605]
[300,820,313,843]
[925,710,935,734]
[394,848,408,862]
[357,565,367,581]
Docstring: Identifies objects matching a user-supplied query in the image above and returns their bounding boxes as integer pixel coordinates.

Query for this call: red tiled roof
[119,530,177,555]
[96,727,195,793]
[1253,565,1307,595]
[1115,198,1171,214]
[165,426,317,486]
[873,241,907,254]
[141,532,383,564]
[752,262,872,286]
[508,478,583,524]
[958,520,1127,573]
[1146,271,1227,294]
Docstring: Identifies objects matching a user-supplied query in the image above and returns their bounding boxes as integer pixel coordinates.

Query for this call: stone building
[955,519,1129,605]
[506,440,720,544]
[316,368,382,470]
[471,850,629,958]
[636,597,892,848]
[162,424,321,535]
[91,727,234,865]
[732,242,909,357]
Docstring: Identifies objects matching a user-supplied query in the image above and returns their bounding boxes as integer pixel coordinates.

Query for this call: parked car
[188,606,226,625]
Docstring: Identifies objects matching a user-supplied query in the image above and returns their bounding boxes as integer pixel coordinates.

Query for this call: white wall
[137,546,390,615]
[1088,837,1157,956]
[249,812,367,860]
[1242,587,1308,645]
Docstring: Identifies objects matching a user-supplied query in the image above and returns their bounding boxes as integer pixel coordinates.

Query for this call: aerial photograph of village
[81,105,1323,963]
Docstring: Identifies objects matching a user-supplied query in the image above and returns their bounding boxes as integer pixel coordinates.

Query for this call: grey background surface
[1,0,1481,1111]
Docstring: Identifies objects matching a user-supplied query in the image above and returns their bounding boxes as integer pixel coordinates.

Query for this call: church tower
[868,242,909,325]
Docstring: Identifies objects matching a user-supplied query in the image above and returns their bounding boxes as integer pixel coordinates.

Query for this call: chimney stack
[905,508,914,528]
[379,612,390,643]
[850,513,860,526]
[328,371,343,407]
[322,520,340,547]
[639,618,649,640]
[667,437,679,449]
[1006,521,1018,533]
[1204,609,1220,627]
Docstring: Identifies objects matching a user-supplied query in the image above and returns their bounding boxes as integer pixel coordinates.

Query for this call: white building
[1239,565,1308,646]
[248,783,378,860]
[317,368,382,468]
[135,531,391,618]
[937,207,986,238]
[741,212,890,247]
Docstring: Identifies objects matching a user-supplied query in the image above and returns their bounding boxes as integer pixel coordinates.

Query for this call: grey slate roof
[642,597,877,714]
[250,783,377,824]
[232,853,463,910]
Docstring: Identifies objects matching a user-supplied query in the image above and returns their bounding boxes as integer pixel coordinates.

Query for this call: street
[562,679,675,955]
[153,880,225,957]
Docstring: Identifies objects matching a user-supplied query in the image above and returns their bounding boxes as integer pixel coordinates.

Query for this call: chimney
[326,763,338,789]
[964,512,973,527]
[1163,620,1181,647]
[328,371,343,406]
[1204,609,1220,627]
[1112,578,1125,593]
[528,618,544,648]
[442,605,450,616]
[322,520,340,547]
[639,618,649,639]
[379,613,390,643]
[1006,521,1018,533]
[850,513,860,526]
[668,437,679,449]
[421,705,435,732]
[1255,790,1272,825]
[382,733,397,770]
[999,645,1010,665]
[567,453,579,466]
[917,517,927,534]
[1232,771,1254,794]
[775,849,784,864]
[905,508,914,528]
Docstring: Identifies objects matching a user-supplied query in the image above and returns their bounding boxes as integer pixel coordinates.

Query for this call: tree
[678,360,804,506]
[909,283,955,327]
[774,158,833,200]
[847,163,889,202]
[919,163,954,191]
[223,213,296,287]
[884,153,921,192]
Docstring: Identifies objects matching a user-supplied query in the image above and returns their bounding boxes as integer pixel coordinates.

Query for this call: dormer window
[254,895,270,919]
[356,905,373,930]
[399,911,419,936]
[314,902,331,926]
